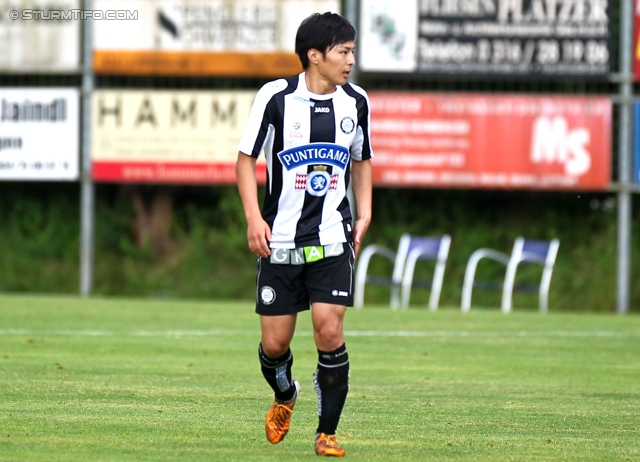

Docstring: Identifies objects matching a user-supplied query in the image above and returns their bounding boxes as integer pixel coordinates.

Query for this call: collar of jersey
[299,73,339,101]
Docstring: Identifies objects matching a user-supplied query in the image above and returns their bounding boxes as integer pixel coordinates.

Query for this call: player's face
[319,41,355,87]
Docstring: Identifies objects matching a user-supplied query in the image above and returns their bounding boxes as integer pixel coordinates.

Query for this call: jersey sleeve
[237,79,287,158]
[349,85,374,162]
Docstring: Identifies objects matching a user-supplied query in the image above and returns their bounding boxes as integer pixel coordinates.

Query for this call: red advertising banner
[369,92,611,190]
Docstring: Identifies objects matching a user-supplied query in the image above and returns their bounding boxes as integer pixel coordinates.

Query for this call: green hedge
[0,183,636,312]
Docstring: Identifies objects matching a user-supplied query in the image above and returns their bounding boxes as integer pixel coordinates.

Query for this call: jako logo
[530,116,591,176]
[315,107,330,113]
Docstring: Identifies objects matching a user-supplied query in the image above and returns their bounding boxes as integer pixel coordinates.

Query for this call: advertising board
[369,92,611,190]
[0,0,81,72]
[93,0,339,77]
[359,0,610,79]
[91,90,265,184]
[0,88,79,180]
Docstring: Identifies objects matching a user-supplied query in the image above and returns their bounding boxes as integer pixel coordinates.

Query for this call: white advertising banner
[0,88,80,180]
[358,0,610,79]
[91,90,264,184]
[92,0,339,76]
[0,0,81,72]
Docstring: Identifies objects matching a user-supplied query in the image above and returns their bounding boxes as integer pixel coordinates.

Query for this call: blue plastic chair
[461,237,560,313]
[354,234,451,310]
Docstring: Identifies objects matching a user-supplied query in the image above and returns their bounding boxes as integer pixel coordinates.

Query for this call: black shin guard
[258,343,296,402]
[314,344,349,435]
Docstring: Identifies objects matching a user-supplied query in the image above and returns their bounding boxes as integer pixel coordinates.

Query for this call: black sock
[258,343,296,402]
[314,344,349,435]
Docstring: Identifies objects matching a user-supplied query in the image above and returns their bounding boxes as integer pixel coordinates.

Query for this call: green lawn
[1,295,639,461]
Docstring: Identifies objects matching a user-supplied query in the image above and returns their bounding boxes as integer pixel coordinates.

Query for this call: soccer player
[235,11,373,458]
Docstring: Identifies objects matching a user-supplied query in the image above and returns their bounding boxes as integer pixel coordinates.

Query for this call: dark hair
[295,12,356,69]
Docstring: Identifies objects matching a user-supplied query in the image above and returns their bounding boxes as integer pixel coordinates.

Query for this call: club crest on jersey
[340,117,355,134]
[278,143,350,171]
[295,166,339,196]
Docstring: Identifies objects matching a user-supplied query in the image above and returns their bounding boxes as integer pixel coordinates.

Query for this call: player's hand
[352,217,370,258]
[247,217,272,258]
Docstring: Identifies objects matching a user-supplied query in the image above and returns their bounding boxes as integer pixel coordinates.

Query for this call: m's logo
[315,106,330,113]
[530,116,591,176]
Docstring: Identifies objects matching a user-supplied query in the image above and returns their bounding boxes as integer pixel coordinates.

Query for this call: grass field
[1,295,639,461]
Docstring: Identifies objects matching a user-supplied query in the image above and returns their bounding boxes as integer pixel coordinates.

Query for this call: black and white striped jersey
[238,73,373,249]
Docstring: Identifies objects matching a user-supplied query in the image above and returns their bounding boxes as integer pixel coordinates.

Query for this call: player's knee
[260,339,290,358]
[314,325,342,350]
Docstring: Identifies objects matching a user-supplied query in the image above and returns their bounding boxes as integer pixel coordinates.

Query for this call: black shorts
[255,243,355,316]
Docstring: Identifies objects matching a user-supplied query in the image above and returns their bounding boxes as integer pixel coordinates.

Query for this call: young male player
[236,11,373,457]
